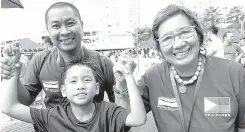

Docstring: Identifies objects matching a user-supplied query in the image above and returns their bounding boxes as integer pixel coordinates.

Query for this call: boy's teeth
[62,39,72,43]
[78,93,87,96]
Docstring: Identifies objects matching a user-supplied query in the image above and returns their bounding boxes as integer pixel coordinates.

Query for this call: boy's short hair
[45,2,83,26]
[61,59,98,85]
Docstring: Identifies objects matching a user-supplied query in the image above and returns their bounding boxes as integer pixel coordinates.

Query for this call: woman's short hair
[152,5,204,52]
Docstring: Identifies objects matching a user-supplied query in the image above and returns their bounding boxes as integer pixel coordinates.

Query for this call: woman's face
[157,14,200,66]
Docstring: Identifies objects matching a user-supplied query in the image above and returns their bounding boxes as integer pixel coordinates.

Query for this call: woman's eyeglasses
[157,26,196,47]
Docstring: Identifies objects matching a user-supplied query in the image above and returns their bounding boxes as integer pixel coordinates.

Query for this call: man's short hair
[44,2,83,26]
[208,25,219,35]
[42,36,53,46]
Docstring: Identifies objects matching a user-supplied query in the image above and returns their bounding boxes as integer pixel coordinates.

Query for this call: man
[206,25,224,58]
[1,2,115,131]
[240,37,245,51]
[41,36,54,50]
[223,31,244,62]
[239,37,245,66]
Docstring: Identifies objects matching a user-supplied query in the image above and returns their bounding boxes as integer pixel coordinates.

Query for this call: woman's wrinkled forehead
[157,13,192,35]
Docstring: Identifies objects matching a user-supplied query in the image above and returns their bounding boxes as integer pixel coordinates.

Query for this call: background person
[223,31,244,62]
[41,36,54,50]
[206,25,224,58]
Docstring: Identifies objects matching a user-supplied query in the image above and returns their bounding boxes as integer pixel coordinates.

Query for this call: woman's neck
[70,102,95,122]
[174,56,199,77]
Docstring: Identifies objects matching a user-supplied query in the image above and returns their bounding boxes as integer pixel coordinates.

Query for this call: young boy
[1,49,146,132]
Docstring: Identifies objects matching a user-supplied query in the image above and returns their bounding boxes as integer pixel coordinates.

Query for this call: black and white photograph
[1,0,245,131]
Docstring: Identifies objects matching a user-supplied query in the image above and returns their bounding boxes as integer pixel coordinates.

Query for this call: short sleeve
[107,103,130,132]
[140,71,152,113]
[101,55,115,102]
[236,45,244,54]
[30,107,52,131]
[237,73,245,129]
[22,51,49,98]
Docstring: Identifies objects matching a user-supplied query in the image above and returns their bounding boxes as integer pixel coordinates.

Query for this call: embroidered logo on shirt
[204,97,230,117]
[42,80,59,92]
[158,97,178,111]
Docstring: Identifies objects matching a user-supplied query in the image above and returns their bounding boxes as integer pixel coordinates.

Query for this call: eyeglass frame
[157,25,196,47]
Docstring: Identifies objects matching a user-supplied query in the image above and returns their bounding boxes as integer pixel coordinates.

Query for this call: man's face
[62,65,99,106]
[42,40,49,49]
[240,39,245,46]
[46,7,83,53]
[225,33,234,44]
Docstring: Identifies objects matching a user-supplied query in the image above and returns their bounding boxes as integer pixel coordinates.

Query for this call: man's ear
[95,83,100,95]
[60,85,67,97]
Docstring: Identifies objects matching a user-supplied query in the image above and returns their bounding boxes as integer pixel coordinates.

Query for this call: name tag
[158,97,178,111]
[42,80,59,92]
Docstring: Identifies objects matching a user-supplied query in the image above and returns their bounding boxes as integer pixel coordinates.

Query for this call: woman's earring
[199,45,207,56]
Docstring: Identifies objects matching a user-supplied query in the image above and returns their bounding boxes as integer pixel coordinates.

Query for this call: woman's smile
[173,48,190,59]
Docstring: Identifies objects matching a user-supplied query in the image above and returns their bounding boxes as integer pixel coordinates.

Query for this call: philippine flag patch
[158,97,178,111]
[204,97,230,114]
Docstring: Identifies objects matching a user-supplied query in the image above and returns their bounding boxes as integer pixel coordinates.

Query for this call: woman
[114,5,245,132]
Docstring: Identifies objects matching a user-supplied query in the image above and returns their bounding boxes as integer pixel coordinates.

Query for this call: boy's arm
[113,60,146,127]
[124,75,146,127]
[1,47,34,124]
[1,69,34,124]
[1,45,37,106]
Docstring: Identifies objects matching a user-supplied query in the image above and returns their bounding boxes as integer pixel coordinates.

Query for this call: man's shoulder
[84,48,112,64]
[32,48,56,61]
[84,48,99,57]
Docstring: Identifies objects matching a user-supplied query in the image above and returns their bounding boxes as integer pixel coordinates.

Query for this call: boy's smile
[62,65,99,105]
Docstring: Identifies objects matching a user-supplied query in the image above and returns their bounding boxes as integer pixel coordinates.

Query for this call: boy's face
[62,65,99,106]
[46,7,83,53]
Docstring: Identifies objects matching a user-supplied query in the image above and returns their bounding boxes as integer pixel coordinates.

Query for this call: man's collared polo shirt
[22,47,115,107]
